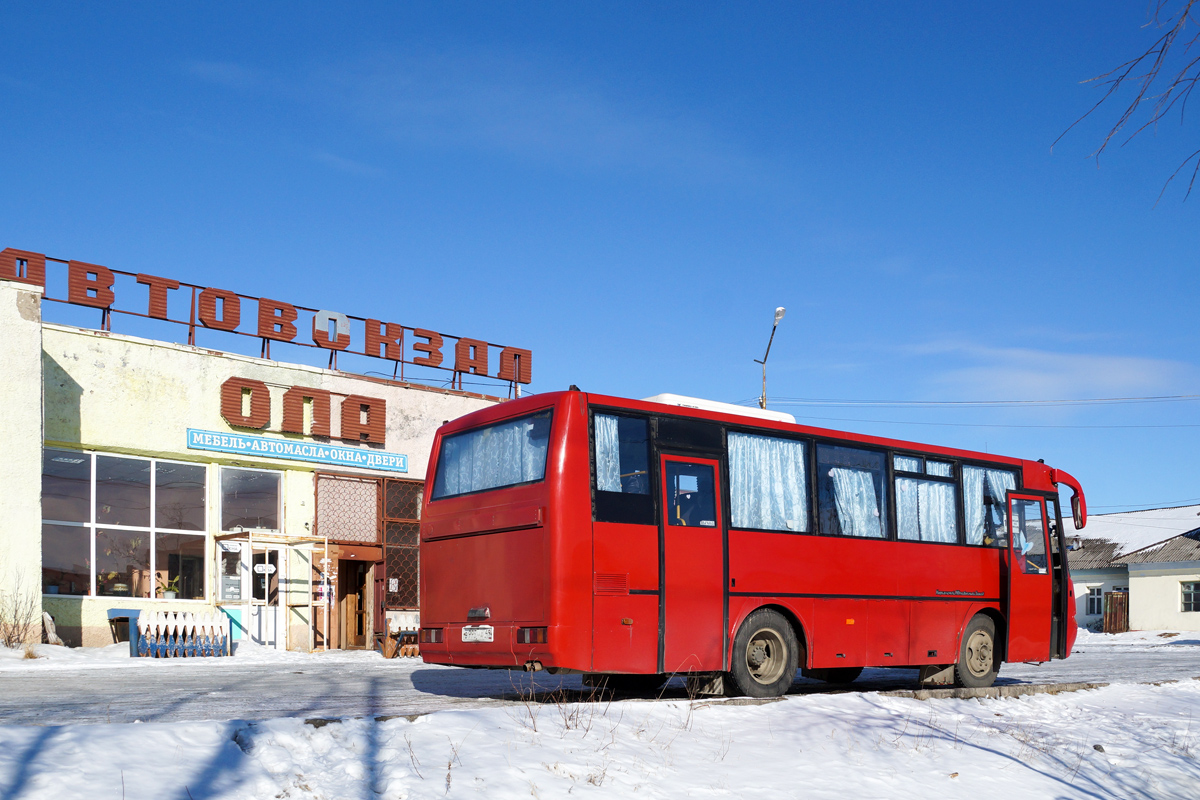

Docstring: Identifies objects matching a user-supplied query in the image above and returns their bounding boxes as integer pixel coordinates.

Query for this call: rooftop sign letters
[1,247,532,386]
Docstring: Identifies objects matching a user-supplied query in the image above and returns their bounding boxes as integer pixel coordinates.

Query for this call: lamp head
[774,307,786,325]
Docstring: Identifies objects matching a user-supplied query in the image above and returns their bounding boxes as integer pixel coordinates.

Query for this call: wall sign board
[187,429,409,473]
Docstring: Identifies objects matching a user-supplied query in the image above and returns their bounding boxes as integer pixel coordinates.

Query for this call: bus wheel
[728,609,799,698]
[803,666,863,684]
[955,615,999,688]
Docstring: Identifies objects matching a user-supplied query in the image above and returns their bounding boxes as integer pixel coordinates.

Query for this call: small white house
[1067,505,1200,631]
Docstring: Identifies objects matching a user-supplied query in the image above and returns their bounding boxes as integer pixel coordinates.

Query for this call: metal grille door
[384,479,423,610]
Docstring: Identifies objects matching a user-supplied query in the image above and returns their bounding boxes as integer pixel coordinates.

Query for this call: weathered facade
[1,258,523,650]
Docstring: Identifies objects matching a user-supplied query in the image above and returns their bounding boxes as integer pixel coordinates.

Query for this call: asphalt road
[1,633,1196,726]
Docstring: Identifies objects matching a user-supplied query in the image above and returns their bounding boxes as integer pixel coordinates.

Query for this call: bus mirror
[1071,494,1084,530]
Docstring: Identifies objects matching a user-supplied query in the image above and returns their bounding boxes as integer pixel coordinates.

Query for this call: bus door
[1045,496,1071,659]
[660,455,725,673]
[1005,494,1053,662]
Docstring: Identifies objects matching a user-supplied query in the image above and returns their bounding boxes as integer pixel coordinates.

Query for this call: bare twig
[1056,1,1200,198]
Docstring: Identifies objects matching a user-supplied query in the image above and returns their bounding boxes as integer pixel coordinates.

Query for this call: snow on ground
[1,679,1197,799]
[0,638,386,671]
[1,630,1198,797]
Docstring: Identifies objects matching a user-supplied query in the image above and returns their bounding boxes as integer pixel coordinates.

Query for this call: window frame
[1183,581,1200,613]
[41,449,210,601]
[219,465,284,533]
[589,409,656,525]
[429,408,555,501]
[813,440,893,540]
[891,449,962,545]
[1086,586,1104,616]
[725,428,812,535]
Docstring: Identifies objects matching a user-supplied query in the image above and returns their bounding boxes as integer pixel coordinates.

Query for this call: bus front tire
[728,609,800,698]
[955,615,999,688]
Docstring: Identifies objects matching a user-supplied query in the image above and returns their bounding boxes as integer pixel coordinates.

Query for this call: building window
[41,449,208,599]
[1086,586,1103,616]
[1184,582,1200,613]
[220,468,281,531]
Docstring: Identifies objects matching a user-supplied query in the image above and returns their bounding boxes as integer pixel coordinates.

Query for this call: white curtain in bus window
[893,455,922,473]
[432,410,553,498]
[927,460,953,477]
[728,432,808,531]
[593,414,650,494]
[895,477,957,543]
[963,466,1016,545]
[818,445,886,537]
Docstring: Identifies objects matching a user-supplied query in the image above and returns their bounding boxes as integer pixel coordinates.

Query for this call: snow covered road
[2,674,1198,798]
[0,630,1196,726]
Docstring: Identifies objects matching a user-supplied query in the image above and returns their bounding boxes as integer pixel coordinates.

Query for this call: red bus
[418,390,1085,697]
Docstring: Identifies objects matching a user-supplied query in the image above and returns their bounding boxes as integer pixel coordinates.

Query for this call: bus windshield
[430,410,553,500]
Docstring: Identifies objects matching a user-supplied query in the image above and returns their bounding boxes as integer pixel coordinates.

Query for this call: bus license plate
[461,625,494,643]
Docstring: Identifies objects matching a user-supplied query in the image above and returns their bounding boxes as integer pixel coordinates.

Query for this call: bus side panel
[811,599,866,668]
[866,600,910,666]
[592,520,659,673]
[593,522,659,590]
[908,602,960,664]
[592,594,659,673]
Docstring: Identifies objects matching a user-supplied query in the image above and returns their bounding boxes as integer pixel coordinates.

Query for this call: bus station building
[0,248,528,650]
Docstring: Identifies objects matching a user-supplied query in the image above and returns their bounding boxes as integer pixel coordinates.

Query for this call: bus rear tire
[803,666,863,684]
[728,609,800,698]
[955,614,999,688]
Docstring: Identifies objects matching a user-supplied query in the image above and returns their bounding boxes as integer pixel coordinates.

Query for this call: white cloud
[183,52,758,181]
[911,341,1194,399]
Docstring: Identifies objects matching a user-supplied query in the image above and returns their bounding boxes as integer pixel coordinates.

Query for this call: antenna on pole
[754,307,786,410]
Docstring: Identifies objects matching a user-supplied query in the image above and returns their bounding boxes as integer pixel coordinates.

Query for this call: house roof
[1066,504,1200,570]
[1116,529,1200,565]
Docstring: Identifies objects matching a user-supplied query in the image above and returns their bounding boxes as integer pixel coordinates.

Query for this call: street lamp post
[754,307,786,410]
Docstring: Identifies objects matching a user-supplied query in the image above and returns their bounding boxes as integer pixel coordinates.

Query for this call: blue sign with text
[186,429,408,473]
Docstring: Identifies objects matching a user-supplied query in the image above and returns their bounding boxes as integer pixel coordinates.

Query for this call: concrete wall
[0,280,44,643]
[1128,563,1200,631]
[1071,568,1128,631]
[42,323,492,478]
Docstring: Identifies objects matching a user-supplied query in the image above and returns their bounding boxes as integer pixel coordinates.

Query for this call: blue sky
[3,2,1198,514]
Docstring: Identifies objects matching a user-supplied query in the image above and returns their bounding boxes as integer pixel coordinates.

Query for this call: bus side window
[963,466,1016,547]
[816,444,887,538]
[729,432,809,532]
[593,413,654,525]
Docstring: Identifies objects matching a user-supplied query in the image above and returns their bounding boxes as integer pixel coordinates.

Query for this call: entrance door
[1006,495,1053,662]
[248,548,285,650]
[340,560,369,649]
[660,455,725,673]
[1045,496,1071,659]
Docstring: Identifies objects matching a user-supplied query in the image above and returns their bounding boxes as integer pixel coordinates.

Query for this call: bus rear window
[431,410,553,500]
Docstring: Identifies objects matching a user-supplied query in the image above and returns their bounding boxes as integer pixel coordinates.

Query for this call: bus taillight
[517,627,548,644]
[419,627,443,644]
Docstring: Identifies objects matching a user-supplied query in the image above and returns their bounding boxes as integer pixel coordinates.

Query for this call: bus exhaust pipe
[523,660,543,672]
